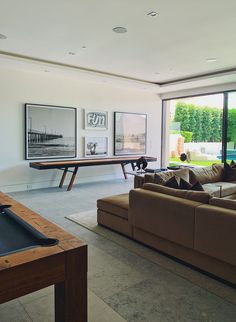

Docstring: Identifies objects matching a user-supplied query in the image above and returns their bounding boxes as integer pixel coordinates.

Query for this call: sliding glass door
[226,92,236,162]
[163,94,223,167]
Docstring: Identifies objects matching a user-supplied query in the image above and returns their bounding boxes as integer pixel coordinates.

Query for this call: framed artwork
[25,104,77,160]
[114,112,147,156]
[84,110,108,130]
[84,137,108,157]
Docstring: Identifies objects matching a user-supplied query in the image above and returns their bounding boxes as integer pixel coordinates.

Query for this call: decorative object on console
[84,110,108,130]
[84,137,108,157]
[136,156,148,172]
[25,104,77,160]
[114,112,147,155]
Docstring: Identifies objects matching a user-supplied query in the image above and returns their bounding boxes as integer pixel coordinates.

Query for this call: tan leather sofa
[139,164,236,198]
[97,164,236,284]
[129,183,236,285]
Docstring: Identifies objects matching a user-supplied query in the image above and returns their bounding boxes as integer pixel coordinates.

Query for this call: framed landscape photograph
[114,112,147,155]
[84,137,108,157]
[25,104,77,160]
[84,110,108,130]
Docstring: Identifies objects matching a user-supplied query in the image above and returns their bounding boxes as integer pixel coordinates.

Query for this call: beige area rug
[65,210,236,305]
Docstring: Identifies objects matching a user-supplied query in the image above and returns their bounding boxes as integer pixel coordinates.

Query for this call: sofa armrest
[129,188,202,248]
[195,205,236,266]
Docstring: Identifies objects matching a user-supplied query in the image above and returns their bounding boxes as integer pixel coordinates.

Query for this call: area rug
[65,210,236,305]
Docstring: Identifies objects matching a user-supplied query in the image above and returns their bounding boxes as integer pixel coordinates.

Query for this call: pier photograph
[25,104,77,159]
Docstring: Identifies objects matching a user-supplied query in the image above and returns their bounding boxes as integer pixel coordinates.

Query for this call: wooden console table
[0,192,87,322]
[30,156,157,191]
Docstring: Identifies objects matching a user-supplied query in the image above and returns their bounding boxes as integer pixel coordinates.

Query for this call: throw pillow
[179,178,192,190]
[154,168,190,185]
[179,178,204,191]
[164,176,179,189]
[224,162,236,181]
[230,160,236,168]
[191,181,204,191]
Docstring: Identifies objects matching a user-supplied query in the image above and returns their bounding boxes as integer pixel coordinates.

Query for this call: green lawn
[169,157,221,167]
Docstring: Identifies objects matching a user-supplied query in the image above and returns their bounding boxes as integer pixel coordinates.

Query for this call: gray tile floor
[1,178,236,322]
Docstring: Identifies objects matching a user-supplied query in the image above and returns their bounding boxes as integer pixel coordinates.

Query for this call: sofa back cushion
[154,168,190,185]
[189,164,224,184]
[209,197,236,210]
[143,183,211,203]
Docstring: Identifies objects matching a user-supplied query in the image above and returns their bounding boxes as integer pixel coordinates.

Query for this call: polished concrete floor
[1,178,236,322]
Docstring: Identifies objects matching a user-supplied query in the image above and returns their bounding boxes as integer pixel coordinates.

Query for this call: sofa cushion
[189,164,224,184]
[209,197,236,210]
[224,162,236,181]
[203,181,236,197]
[154,168,190,185]
[144,173,155,184]
[130,188,199,248]
[97,193,129,220]
[143,183,211,203]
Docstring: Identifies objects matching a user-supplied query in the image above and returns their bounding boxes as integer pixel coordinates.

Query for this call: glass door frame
[161,89,236,167]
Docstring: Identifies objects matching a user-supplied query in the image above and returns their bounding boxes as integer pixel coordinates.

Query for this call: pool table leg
[55,246,87,322]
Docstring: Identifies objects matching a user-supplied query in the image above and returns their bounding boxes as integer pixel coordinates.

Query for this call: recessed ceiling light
[206,58,217,63]
[147,11,158,17]
[113,27,127,34]
[82,46,86,49]
[68,51,76,55]
[0,34,7,39]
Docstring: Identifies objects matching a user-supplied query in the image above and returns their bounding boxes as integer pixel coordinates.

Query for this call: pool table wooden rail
[0,192,87,322]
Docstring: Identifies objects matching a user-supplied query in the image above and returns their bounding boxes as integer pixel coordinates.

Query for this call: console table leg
[121,163,128,179]
[59,168,68,188]
[55,246,87,322]
[67,167,78,191]
[131,162,136,171]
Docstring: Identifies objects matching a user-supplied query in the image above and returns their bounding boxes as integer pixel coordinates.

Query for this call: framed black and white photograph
[114,112,147,155]
[25,104,77,160]
[84,137,108,157]
[84,110,108,130]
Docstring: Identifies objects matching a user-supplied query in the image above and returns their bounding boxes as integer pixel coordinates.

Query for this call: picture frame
[84,110,108,130]
[114,112,147,156]
[25,103,77,160]
[84,137,108,158]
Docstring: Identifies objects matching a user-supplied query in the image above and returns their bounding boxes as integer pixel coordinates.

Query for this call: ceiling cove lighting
[147,11,158,17]
[0,34,7,39]
[113,27,127,34]
[206,58,217,63]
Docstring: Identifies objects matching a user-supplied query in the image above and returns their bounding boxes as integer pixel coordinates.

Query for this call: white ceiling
[0,0,236,91]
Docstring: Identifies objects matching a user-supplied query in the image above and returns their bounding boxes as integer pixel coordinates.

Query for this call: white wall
[0,68,162,192]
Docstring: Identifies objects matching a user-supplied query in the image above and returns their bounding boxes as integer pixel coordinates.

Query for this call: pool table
[0,192,87,322]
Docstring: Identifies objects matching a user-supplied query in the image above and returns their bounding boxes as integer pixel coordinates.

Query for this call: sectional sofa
[97,164,236,285]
